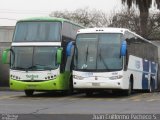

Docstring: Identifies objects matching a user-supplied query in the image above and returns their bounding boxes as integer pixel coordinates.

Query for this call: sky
[0,0,122,26]
[0,0,159,26]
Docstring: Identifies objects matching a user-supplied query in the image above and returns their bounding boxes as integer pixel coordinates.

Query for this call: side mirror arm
[120,40,127,57]
[66,41,74,56]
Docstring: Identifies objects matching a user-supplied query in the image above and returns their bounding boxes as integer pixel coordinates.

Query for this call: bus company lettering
[26,75,38,79]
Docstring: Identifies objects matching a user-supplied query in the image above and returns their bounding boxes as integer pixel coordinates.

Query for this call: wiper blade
[27,66,36,69]
[35,64,53,69]
[99,48,110,71]
[28,64,53,70]
[12,67,27,70]
[80,45,89,69]
[25,65,37,71]
[85,44,89,65]
[75,45,78,68]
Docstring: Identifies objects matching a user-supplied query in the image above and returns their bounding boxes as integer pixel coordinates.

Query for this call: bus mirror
[57,48,63,64]
[66,41,74,56]
[120,40,127,56]
[2,48,10,64]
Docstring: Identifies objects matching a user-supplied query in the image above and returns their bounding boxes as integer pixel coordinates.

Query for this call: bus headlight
[10,75,21,80]
[73,75,84,80]
[109,75,123,80]
[45,75,57,80]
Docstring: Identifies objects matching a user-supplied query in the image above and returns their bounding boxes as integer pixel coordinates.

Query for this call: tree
[50,7,160,40]
[50,8,109,27]
[109,9,140,34]
[109,8,160,40]
[122,0,160,37]
[147,12,160,40]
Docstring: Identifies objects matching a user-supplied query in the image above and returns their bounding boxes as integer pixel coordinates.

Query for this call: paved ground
[0,90,160,120]
[0,91,160,114]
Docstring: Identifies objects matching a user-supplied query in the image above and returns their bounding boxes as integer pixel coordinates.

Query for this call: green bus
[2,17,84,96]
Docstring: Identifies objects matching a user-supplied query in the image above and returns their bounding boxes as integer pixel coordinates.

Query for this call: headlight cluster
[45,75,57,80]
[10,75,21,80]
[109,75,123,80]
[73,75,84,80]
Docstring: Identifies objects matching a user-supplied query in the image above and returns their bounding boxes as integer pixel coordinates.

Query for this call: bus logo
[135,61,141,69]
[26,75,38,80]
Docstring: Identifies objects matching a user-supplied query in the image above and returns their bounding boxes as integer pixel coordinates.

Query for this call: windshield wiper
[25,65,37,71]
[27,64,53,71]
[12,67,27,70]
[81,45,89,70]
[85,44,89,66]
[75,45,78,68]
[35,64,53,70]
[10,49,15,67]
[98,48,110,71]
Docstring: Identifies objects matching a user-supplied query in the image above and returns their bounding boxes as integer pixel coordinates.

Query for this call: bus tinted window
[62,22,83,40]
[75,33,122,71]
[11,46,59,70]
[13,22,61,42]
[125,31,158,63]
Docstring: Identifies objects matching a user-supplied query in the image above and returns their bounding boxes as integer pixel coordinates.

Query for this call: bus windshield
[11,46,59,71]
[13,22,61,42]
[74,33,123,71]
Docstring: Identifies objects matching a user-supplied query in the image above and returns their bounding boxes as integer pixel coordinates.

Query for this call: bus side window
[126,38,135,57]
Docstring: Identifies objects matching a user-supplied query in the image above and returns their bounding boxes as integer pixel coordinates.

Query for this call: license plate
[27,85,37,89]
[92,83,100,86]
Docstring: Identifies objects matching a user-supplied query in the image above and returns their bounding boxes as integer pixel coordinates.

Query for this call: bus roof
[77,28,128,34]
[77,27,156,46]
[17,17,84,28]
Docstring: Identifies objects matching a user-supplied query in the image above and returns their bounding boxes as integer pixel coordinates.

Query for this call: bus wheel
[24,90,34,97]
[124,80,132,96]
[148,79,154,93]
[64,77,74,95]
[63,89,73,96]
[85,91,93,96]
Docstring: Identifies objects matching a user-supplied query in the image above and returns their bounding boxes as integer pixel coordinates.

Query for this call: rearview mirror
[66,41,74,56]
[120,40,127,56]
[57,48,63,64]
[2,48,10,64]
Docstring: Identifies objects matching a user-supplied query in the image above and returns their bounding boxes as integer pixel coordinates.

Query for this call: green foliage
[109,8,160,40]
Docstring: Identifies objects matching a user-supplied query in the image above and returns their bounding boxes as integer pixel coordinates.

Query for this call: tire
[157,65,160,91]
[85,91,93,96]
[67,76,74,95]
[148,79,154,93]
[112,90,120,95]
[124,80,132,96]
[62,77,73,96]
[62,89,73,96]
[24,90,34,97]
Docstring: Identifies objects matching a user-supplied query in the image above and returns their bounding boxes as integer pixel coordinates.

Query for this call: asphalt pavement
[0,90,160,120]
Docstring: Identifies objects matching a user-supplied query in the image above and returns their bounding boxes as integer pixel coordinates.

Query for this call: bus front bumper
[73,79,124,89]
[10,77,69,91]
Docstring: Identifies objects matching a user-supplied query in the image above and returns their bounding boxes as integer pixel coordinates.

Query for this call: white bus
[70,28,159,96]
